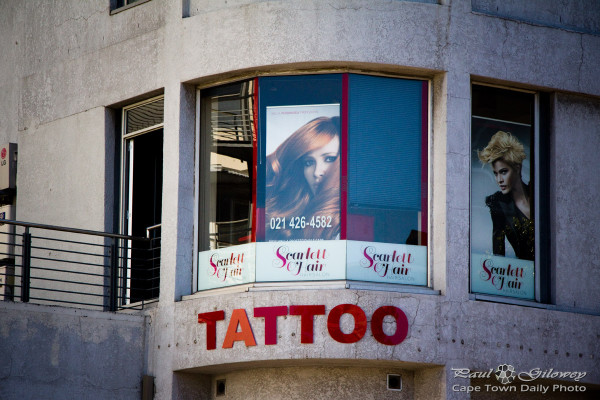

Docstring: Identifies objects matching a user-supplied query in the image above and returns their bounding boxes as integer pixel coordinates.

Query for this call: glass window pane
[470,84,536,300]
[347,75,427,245]
[201,81,255,250]
[472,85,533,125]
[125,98,164,134]
[258,75,342,241]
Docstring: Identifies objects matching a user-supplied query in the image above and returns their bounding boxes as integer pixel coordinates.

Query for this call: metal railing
[209,218,251,249]
[0,219,160,311]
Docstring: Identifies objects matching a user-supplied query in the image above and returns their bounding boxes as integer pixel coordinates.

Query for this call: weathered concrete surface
[0,0,599,399]
[16,106,113,231]
[11,0,166,132]
[0,301,148,400]
[173,289,600,383]
[181,0,449,83]
[472,0,600,34]
[202,366,415,400]
[552,93,600,311]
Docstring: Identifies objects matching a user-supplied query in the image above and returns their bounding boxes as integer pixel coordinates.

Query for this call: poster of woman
[265,104,340,241]
[471,117,535,299]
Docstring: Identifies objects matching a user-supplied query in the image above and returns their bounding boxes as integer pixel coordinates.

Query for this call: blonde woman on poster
[478,130,534,261]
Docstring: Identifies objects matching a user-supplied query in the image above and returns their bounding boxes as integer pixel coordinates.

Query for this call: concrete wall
[0,301,148,400]
[472,0,600,35]
[0,1,20,145]
[16,0,165,132]
[551,93,600,311]
[16,107,113,229]
[1,0,599,399]
[198,366,416,400]
[172,288,600,378]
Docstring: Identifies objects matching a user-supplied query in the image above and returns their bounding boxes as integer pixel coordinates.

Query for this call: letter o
[371,306,408,345]
[327,304,367,343]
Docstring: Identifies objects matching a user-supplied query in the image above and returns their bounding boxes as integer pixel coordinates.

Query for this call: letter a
[222,309,257,348]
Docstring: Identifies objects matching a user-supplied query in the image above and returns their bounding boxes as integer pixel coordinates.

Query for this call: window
[197,74,428,291]
[256,75,342,242]
[199,82,254,250]
[470,84,546,302]
[121,96,163,303]
[346,75,427,246]
[110,0,151,14]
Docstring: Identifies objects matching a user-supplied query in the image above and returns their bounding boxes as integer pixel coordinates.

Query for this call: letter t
[289,305,326,343]
[254,306,288,345]
[198,310,225,350]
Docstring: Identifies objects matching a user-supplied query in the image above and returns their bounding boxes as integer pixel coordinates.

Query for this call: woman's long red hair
[266,116,340,240]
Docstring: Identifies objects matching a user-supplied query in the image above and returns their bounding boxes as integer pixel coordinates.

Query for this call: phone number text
[269,216,332,230]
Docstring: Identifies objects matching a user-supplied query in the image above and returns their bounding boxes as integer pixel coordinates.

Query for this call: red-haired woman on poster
[266,116,340,241]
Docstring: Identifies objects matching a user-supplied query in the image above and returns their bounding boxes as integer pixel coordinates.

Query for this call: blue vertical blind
[347,75,424,244]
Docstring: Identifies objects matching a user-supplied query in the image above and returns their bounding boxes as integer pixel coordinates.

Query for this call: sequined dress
[485,189,535,261]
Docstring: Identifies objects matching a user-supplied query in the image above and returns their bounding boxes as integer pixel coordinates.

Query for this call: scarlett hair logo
[451,364,587,394]
[360,246,414,278]
[273,245,329,276]
[208,251,246,282]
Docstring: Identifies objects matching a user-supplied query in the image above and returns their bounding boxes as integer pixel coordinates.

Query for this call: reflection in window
[125,99,163,134]
[196,74,430,291]
[200,81,255,249]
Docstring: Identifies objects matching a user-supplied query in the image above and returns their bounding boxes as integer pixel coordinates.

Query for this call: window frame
[110,0,152,15]
[193,73,432,294]
[118,94,164,305]
[469,82,549,305]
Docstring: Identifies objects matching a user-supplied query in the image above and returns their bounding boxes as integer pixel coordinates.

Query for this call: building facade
[1,0,599,399]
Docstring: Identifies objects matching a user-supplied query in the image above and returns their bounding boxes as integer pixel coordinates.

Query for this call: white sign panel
[470,253,534,300]
[197,243,256,291]
[256,240,346,282]
[346,241,427,286]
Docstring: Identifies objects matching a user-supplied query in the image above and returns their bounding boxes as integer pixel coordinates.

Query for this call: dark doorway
[126,128,162,303]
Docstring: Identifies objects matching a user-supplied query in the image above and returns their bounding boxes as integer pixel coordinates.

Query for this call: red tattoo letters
[197,304,408,350]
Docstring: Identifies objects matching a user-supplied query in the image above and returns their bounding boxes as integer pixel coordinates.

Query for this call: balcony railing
[0,219,160,311]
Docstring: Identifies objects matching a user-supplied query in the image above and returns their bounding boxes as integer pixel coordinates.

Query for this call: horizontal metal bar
[0,231,23,237]
[30,245,110,259]
[146,223,161,236]
[119,292,158,299]
[118,246,155,252]
[29,256,107,269]
[30,276,109,289]
[27,296,105,309]
[118,305,144,310]
[0,243,23,250]
[31,235,113,249]
[123,264,160,271]
[124,266,161,274]
[29,265,106,279]
[117,276,158,284]
[119,286,159,297]
[0,218,149,241]
[127,289,159,294]
[29,286,109,298]
[129,252,158,259]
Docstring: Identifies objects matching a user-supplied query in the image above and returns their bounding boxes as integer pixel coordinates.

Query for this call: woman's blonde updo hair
[478,130,526,167]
